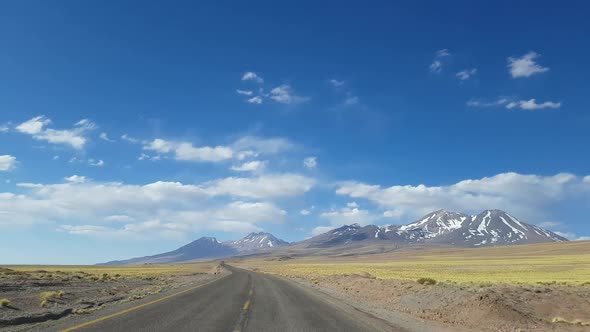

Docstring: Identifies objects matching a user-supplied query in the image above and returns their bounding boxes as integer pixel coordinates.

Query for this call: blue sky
[1,1,589,264]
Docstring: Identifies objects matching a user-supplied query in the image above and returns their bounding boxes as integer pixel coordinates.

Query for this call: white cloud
[314,203,380,235]
[104,215,135,222]
[247,96,263,104]
[138,153,160,161]
[203,174,315,199]
[1,176,303,239]
[303,157,317,169]
[235,150,258,161]
[383,209,404,219]
[430,60,442,73]
[436,49,450,57]
[336,172,590,223]
[144,138,234,162]
[99,132,115,142]
[230,160,267,173]
[466,98,509,107]
[242,72,264,83]
[0,124,10,132]
[0,155,17,171]
[311,226,334,236]
[89,159,105,167]
[269,85,310,104]
[506,99,561,110]
[15,116,95,149]
[508,52,549,78]
[347,201,359,208]
[16,115,50,135]
[236,89,253,96]
[300,209,311,216]
[121,134,140,143]
[344,96,360,105]
[75,119,96,130]
[139,136,292,164]
[430,49,451,73]
[232,136,294,155]
[329,79,345,87]
[64,175,87,183]
[456,68,477,81]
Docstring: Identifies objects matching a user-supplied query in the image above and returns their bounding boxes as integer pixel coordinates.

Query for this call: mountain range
[102,209,567,265]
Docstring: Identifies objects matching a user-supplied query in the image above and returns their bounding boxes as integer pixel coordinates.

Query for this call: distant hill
[100,232,289,265]
[100,237,238,265]
[100,209,566,265]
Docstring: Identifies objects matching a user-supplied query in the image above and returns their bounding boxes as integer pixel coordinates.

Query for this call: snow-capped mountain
[102,210,567,265]
[227,232,289,252]
[399,210,467,237]
[304,223,425,248]
[452,209,567,246]
[304,209,567,248]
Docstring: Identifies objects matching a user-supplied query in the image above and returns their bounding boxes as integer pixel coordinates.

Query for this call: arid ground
[0,262,224,331]
[233,240,590,332]
[2,241,589,331]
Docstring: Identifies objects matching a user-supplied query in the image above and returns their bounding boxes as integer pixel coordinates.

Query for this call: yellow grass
[0,298,10,307]
[241,241,590,285]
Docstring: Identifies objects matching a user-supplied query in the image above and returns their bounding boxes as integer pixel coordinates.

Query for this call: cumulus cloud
[435,49,451,57]
[230,160,267,173]
[430,60,442,73]
[344,96,360,106]
[320,206,378,225]
[232,136,294,155]
[88,159,105,167]
[242,72,264,83]
[328,79,345,87]
[236,89,253,96]
[99,132,115,142]
[303,157,317,169]
[336,172,590,224]
[430,49,450,73]
[0,155,17,171]
[64,175,87,183]
[1,175,308,239]
[506,99,561,110]
[300,209,311,216]
[104,215,135,222]
[203,173,315,199]
[15,116,95,149]
[139,136,291,164]
[467,97,560,111]
[247,96,263,104]
[312,202,380,236]
[466,98,509,108]
[456,68,477,81]
[269,85,310,104]
[143,138,234,162]
[508,52,549,78]
[311,226,334,236]
[121,134,140,143]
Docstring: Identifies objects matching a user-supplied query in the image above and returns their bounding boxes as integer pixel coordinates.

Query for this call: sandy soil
[278,272,590,332]
[0,265,224,330]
